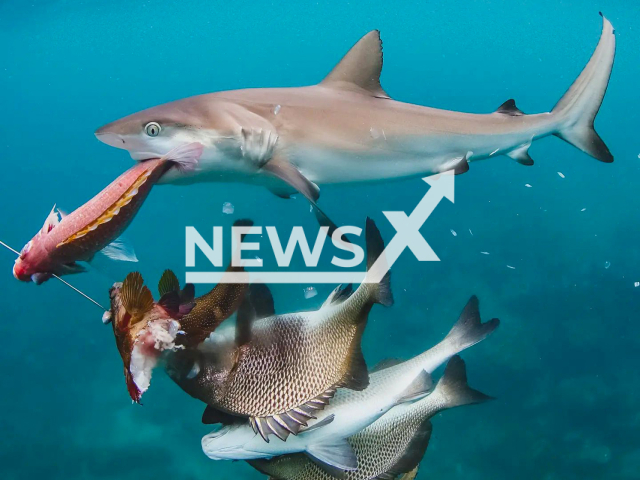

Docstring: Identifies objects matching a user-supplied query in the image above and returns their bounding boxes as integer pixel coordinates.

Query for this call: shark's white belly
[288,128,551,184]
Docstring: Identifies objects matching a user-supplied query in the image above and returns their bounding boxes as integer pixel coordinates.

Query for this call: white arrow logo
[367,171,454,283]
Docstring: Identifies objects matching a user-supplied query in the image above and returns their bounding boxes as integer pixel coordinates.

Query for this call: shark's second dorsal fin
[495,99,525,116]
[320,30,390,99]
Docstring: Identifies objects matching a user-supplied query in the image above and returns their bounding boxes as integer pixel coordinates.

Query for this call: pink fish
[13,143,203,284]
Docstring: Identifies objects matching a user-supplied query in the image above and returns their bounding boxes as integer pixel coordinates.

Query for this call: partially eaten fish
[13,142,203,284]
[108,263,248,403]
[108,270,196,403]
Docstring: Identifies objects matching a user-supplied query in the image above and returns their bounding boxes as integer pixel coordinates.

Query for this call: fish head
[201,424,262,461]
[164,341,233,406]
[12,205,89,283]
[12,238,43,282]
[95,95,231,164]
[108,272,189,402]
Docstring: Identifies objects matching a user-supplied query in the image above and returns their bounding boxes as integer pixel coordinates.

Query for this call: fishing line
[0,240,107,311]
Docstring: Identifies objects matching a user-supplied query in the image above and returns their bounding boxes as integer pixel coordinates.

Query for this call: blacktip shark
[95,15,615,228]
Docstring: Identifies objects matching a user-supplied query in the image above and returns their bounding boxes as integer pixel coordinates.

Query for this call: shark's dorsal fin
[320,30,390,99]
[495,99,524,116]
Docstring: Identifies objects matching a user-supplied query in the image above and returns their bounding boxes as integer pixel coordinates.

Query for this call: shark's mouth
[131,151,165,161]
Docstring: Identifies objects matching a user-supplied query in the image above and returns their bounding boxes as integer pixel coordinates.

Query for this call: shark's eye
[144,122,161,137]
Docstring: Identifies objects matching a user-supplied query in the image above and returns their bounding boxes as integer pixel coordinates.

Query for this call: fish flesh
[13,143,203,284]
[108,265,246,403]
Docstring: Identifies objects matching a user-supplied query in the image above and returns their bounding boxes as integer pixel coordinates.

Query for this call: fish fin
[158,269,180,297]
[370,358,403,372]
[399,466,420,480]
[158,291,181,318]
[121,272,154,319]
[434,355,494,408]
[59,262,88,275]
[248,283,275,319]
[267,184,295,199]
[306,438,358,472]
[236,281,276,347]
[261,155,345,239]
[444,296,500,352]
[551,14,614,163]
[337,321,369,391]
[30,272,52,284]
[495,99,525,116]
[506,143,534,166]
[266,417,292,442]
[252,389,340,440]
[321,30,390,100]
[160,142,203,172]
[396,370,434,404]
[180,283,195,304]
[201,406,241,425]
[321,284,353,308]
[40,205,61,235]
[124,367,142,404]
[100,237,138,262]
[300,414,335,434]
[236,291,257,346]
[374,419,432,480]
[453,155,470,175]
[364,217,393,307]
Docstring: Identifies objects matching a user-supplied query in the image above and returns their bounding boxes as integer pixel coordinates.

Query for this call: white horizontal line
[186,271,370,284]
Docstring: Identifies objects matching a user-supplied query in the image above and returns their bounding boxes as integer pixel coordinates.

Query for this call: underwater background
[0,0,638,478]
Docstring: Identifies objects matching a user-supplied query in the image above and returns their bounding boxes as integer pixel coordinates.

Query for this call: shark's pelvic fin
[507,143,534,166]
[320,30,390,99]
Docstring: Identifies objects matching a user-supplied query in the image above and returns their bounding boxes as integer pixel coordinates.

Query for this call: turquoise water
[1,0,638,478]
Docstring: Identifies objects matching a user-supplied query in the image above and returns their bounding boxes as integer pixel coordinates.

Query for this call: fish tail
[432,355,493,410]
[551,13,615,163]
[364,217,393,307]
[443,296,499,353]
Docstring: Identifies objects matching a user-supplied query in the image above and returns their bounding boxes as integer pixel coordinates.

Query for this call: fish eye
[144,122,161,137]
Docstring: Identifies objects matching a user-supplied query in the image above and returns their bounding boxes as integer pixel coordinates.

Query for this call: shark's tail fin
[551,13,615,163]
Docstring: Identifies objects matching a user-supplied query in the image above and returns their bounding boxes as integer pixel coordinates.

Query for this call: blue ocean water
[1,0,638,478]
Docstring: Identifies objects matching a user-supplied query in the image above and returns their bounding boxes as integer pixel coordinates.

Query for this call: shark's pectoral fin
[261,156,345,238]
[507,143,534,166]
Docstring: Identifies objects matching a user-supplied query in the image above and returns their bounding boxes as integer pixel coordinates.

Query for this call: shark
[95,15,615,227]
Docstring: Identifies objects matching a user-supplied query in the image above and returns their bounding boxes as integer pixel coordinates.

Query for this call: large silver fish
[166,218,393,440]
[95,16,615,229]
[248,356,491,480]
[200,296,497,470]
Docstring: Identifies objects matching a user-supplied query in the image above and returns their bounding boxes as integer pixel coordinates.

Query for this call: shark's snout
[95,131,127,149]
